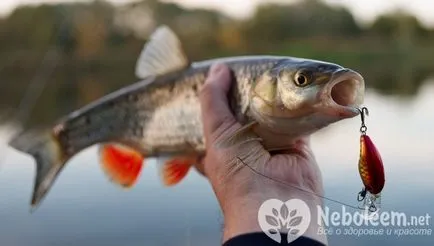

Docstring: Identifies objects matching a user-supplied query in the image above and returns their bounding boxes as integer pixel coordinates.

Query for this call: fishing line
[236,157,364,211]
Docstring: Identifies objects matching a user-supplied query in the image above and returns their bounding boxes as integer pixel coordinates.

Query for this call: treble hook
[357,188,367,201]
[369,203,378,212]
[358,107,369,134]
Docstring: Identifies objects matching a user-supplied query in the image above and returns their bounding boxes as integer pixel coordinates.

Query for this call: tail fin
[8,130,65,211]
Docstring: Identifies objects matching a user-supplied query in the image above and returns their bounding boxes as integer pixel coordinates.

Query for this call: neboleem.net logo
[258,198,432,244]
[258,199,311,243]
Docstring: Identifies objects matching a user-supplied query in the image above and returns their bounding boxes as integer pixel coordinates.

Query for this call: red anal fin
[160,156,195,186]
[99,144,145,188]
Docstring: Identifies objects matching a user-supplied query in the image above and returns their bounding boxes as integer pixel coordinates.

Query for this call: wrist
[220,189,327,245]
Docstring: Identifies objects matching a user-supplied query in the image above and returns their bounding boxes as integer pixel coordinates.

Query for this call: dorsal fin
[135,25,189,79]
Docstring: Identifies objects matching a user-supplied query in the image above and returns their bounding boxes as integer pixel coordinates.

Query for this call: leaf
[268,229,278,235]
[288,216,302,227]
[290,209,297,217]
[266,215,279,226]
[280,205,289,219]
[290,229,300,235]
[272,208,279,217]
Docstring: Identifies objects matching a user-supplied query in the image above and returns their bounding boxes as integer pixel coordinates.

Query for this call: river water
[1,80,433,246]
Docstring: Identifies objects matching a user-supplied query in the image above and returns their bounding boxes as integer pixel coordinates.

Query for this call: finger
[194,155,206,177]
[199,64,237,138]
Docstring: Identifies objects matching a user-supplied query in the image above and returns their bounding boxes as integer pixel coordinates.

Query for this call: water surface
[1,81,434,246]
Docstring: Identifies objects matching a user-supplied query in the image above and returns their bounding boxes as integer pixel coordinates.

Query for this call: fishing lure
[356,107,385,212]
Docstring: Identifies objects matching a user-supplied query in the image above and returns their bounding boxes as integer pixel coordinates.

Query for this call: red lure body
[358,134,385,195]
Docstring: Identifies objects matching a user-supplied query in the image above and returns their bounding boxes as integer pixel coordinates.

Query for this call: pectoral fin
[99,144,145,188]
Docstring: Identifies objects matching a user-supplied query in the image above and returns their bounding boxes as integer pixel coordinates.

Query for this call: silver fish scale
[131,71,207,154]
[56,58,281,158]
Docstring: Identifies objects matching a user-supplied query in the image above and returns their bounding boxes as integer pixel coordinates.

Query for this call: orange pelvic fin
[99,143,145,188]
[159,156,196,186]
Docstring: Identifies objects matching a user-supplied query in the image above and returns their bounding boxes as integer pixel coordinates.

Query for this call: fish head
[251,58,365,137]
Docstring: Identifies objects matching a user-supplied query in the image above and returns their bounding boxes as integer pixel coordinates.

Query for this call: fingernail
[209,63,224,76]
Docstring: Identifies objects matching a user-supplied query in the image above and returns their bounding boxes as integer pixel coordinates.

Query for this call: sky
[0,0,434,27]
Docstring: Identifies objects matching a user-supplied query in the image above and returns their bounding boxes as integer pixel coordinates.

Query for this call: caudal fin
[8,130,65,211]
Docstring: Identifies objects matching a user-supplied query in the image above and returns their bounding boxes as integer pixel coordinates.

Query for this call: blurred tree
[0,5,58,50]
[73,0,114,59]
[0,0,433,126]
[217,22,245,52]
[116,0,226,59]
[242,0,361,51]
[370,12,429,41]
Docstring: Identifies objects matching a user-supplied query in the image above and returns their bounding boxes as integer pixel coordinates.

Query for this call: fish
[8,25,365,210]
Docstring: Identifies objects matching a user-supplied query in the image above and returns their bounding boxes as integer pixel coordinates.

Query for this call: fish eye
[294,72,311,87]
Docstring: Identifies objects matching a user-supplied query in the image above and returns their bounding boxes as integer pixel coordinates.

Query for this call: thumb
[197,64,269,179]
[199,64,239,142]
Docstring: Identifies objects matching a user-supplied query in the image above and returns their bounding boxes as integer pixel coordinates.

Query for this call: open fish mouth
[323,68,365,118]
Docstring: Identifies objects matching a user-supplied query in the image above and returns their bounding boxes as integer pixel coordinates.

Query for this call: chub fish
[9,26,365,210]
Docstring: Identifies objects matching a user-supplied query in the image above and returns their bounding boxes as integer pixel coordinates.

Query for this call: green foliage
[0,0,433,126]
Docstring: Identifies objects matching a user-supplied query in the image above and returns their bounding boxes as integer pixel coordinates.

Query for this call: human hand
[198,64,327,244]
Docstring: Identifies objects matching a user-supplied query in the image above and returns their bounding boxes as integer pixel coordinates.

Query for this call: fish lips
[317,68,365,118]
